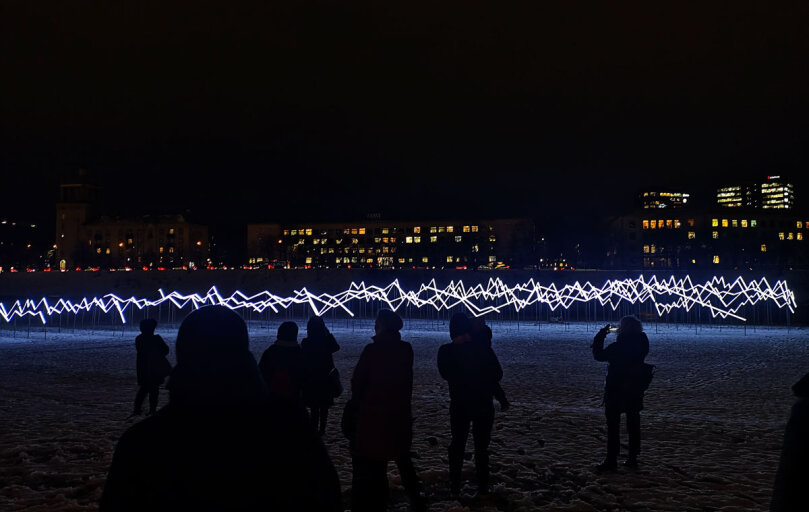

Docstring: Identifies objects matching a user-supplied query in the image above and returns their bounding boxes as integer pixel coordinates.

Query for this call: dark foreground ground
[1,320,806,511]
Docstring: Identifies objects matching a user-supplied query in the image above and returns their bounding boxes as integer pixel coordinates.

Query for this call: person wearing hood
[259,321,305,404]
[438,312,504,496]
[350,309,425,512]
[301,316,341,435]
[100,306,342,511]
[592,315,650,471]
[771,372,809,511]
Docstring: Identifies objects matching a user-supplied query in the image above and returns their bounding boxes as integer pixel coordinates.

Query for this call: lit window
[732,220,738,228]
[712,231,718,239]
[305,257,312,264]
[352,238,359,244]
[712,219,718,227]
[169,228,175,235]
[414,227,421,234]
[761,244,767,252]
[779,232,785,240]
[382,228,389,234]
[430,236,437,243]
[488,255,496,262]
[751,220,757,227]
[463,225,470,233]
[367,258,373,263]
[306,229,313,235]
[798,221,803,229]
[414,237,421,243]
[721,219,728,227]
[159,247,164,254]
[447,256,454,262]
[643,245,650,253]
[666,220,672,228]
[741,220,748,228]
[713,255,720,264]
[471,226,479,232]
[351,229,358,235]
[688,231,696,239]
[455,235,462,242]
[674,220,681,228]
[430,226,437,233]
[438,226,446,233]
[398,258,405,263]
[688,219,695,227]
[448,226,454,232]
[169,247,174,253]
[650,220,657,229]
[650,244,656,254]
[642,220,649,229]
[105,248,111,254]
[359,228,366,235]
[422,257,429,263]
[489,235,496,242]
[375,237,381,243]
[788,232,794,240]
[798,233,803,241]
[406,237,413,244]
[283,230,289,236]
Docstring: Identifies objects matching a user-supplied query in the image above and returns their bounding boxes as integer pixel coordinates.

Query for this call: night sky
[2,2,808,229]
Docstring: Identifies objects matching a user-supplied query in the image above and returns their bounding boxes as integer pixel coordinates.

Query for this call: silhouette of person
[771,372,809,511]
[132,318,170,416]
[591,315,650,471]
[100,306,342,511]
[470,317,510,412]
[350,309,425,512]
[301,316,341,435]
[258,321,305,404]
[438,312,504,496]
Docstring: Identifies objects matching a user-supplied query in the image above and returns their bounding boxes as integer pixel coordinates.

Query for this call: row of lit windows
[283,225,483,237]
[642,219,687,229]
[712,219,758,228]
[778,232,804,241]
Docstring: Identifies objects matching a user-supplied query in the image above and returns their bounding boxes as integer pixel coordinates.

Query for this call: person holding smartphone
[591,315,650,471]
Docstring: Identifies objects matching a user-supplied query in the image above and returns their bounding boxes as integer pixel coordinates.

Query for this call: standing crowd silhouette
[100,306,805,511]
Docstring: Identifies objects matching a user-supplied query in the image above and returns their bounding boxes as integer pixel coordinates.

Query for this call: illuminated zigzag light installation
[0,276,796,325]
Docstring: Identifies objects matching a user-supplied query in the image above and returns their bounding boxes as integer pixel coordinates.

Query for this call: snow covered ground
[1,319,807,511]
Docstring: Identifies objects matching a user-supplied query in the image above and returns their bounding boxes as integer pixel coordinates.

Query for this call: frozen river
[1,320,806,511]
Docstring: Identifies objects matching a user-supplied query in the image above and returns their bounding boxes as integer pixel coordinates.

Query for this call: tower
[55,169,100,268]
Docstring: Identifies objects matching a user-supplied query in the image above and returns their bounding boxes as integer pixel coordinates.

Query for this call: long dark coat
[437,337,503,415]
[351,331,413,461]
[258,342,305,402]
[592,329,650,412]
[301,333,340,407]
[772,372,809,511]
[135,334,170,386]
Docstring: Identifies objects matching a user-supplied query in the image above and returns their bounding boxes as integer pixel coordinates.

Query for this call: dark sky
[2,1,808,228]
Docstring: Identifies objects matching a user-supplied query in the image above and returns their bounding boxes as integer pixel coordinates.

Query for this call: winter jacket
[101,350,341,512]
[351,331,414,461]
[771,372,809,512]
[301,333,340,406]
[258,341,306,403]
[135,334,170,386]
[437,336,504,414]
[592,329,650,412]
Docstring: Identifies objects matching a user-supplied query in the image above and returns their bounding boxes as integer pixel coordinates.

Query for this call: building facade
[246,218,536,269]
[55,176,208,269]
[607,211,809,270]
[716,176,794,209]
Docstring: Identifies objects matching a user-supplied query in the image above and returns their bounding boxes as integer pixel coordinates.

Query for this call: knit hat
[277,321,299,342]
[375,309,403,334]
[449,312,471,339]
[175,306,249,366]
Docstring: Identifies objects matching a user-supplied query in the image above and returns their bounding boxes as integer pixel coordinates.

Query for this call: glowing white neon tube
[0,276,796,324]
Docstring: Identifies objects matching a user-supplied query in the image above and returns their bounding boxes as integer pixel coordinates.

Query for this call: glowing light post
[0,276,796,327]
